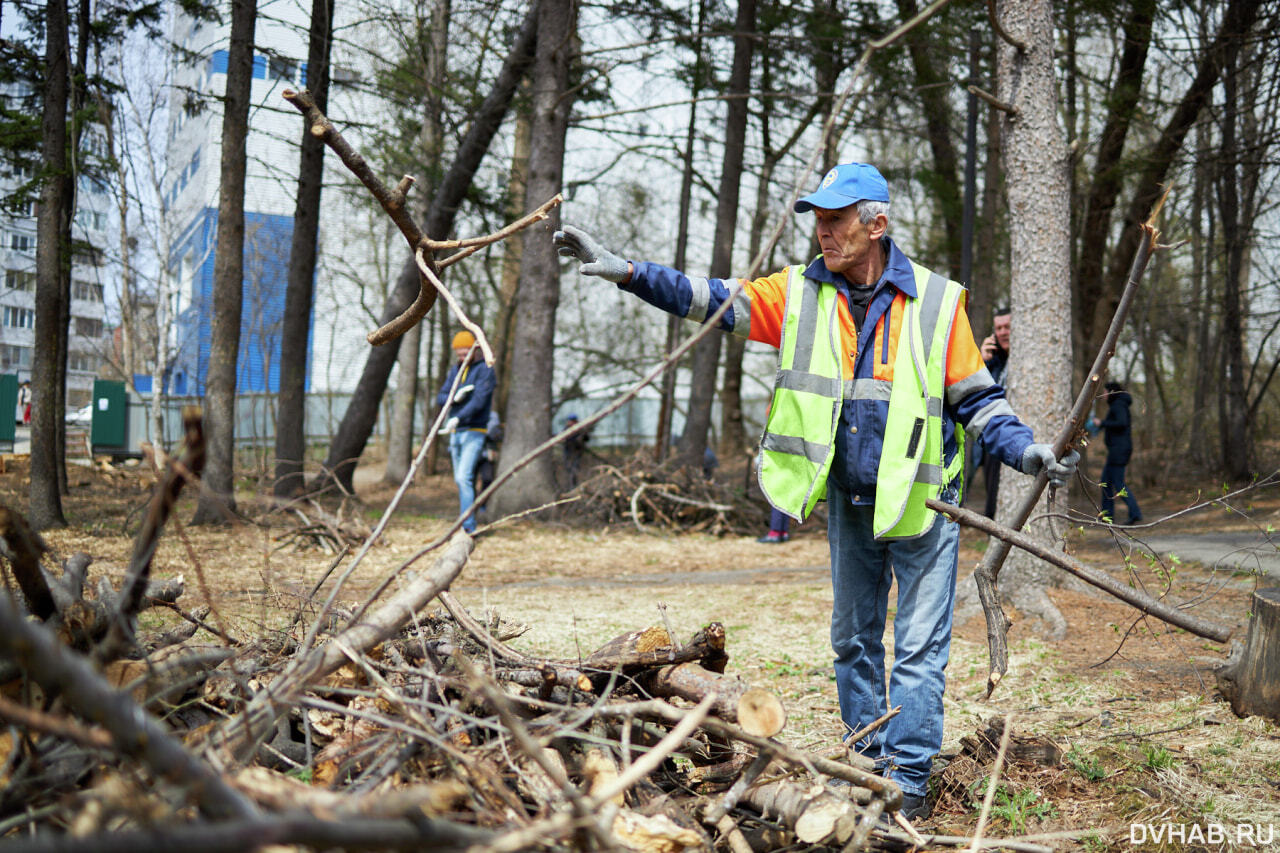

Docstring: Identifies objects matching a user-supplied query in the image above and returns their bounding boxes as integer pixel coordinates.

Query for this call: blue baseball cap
[794,163,890,212]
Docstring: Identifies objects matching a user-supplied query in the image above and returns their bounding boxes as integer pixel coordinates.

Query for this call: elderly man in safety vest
[553,162,1077,821]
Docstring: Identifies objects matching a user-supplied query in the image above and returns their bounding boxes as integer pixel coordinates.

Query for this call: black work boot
[899,793,930,821]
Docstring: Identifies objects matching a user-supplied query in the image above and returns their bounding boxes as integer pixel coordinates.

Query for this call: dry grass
[3,452,1279,850]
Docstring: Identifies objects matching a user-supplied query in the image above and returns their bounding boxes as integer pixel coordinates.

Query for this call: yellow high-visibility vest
[757,263,966,538]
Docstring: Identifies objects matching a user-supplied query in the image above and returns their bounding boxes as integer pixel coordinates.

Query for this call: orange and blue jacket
[622,235,1033,504]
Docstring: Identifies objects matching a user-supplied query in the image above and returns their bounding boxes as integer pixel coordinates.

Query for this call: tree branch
[928,499,1232,643]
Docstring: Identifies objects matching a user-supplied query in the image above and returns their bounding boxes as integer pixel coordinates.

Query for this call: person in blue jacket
[436,330,496,534]
[1091,381,1142,525]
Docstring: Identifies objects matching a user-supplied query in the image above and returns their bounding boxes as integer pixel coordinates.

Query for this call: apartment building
[0,82,112,407]
[165,0,388,398]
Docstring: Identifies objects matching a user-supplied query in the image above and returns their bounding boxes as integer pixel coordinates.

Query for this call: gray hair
[857,199,890,227]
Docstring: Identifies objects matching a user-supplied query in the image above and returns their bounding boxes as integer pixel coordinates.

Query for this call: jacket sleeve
[436,364,459,409]
[624,261,790,348]
[942,303,1034,469]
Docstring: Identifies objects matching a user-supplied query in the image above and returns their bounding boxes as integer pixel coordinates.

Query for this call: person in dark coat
[562,414,590,489]
[1091,381,1142,525]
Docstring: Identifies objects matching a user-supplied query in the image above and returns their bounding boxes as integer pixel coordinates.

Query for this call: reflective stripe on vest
[873,263,967,539]
[757,266,841,520]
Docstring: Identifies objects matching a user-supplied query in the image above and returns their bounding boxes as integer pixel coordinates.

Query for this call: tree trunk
[192,0,257,524]
[52,0,89,500]
[993,0,1073,639]
[677,0,754,470]
[656,0,708,463]
[1187,122,1215,465]
[383,321,421,485]
[490,0,575,516]
[385,0,451,486]
[1216,589,1280,723]
[311,3,538,494]
[492,90,531,423]
[274,0,334,499]
[1217,50,1251,481]
[29,0,71,529]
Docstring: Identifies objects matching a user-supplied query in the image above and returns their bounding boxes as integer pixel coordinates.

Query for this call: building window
[76,209,106,231]
[211,49,229,75]
[253,54,267,79]
[2,306,34,328]
[269,55,296,83]
[5,270,36,292]
[75,317,103,338]
[8,232,32,252]
[68,351,98,372]
[0,344,31,370]
[73,279,103,302]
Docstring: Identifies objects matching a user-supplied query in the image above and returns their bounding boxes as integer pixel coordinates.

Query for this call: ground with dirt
[3,448,1279,851]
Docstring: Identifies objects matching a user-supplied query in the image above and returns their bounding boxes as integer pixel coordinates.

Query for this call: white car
[66,404,93,427]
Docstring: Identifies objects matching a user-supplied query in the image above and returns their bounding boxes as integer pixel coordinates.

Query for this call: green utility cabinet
[90,379,129,454]
[0,375,15,448]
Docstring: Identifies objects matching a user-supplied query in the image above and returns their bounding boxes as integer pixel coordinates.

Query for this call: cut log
[645,663,786,738]
[740,779,861,845]
[1216,588,1280,723]
[585,623,727,672]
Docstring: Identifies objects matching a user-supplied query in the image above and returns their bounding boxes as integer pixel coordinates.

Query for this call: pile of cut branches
[569,451,768,536]
[0,558,903,851]
[269,497,373,554]
[0,412,912,850]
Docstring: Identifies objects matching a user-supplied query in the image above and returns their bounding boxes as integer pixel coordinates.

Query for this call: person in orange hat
[435,329,495,533]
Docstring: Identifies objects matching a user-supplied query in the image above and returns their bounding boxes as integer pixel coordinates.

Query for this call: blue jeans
[449,429,486,533]
[1100,461,1140,522]
[827,480,960,798]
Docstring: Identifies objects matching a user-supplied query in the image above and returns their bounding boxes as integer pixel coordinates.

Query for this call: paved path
[1131,532,1280,580]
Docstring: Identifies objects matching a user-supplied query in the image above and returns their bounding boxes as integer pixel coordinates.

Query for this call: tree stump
[1216,588,1280,723]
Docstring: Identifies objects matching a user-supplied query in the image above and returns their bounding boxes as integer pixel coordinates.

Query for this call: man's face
[812,206,885,275]
[453,346,471,363]
[993,314,1012,350]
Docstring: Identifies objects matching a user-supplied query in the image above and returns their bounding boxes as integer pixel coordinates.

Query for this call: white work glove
[552,224,630,283]
[442,417,459,434]
[1020,444,1080,488]
[454,384,474,402]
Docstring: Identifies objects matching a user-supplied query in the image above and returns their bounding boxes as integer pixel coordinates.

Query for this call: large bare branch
[117,407,206,630]
[968,187,1170,697]
[0,594,258,820]
[928,499,1232,643]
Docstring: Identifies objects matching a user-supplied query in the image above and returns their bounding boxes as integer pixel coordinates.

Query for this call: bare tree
[274,0,336,498]
[29,0,73,529]
[490,0,576,515]
[676,0,755,470]
[192,0,258,524]
[384,0,451,486]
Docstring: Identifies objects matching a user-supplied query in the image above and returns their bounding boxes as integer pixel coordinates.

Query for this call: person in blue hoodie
[1091,381,1142,525]
[436,330,496,534]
